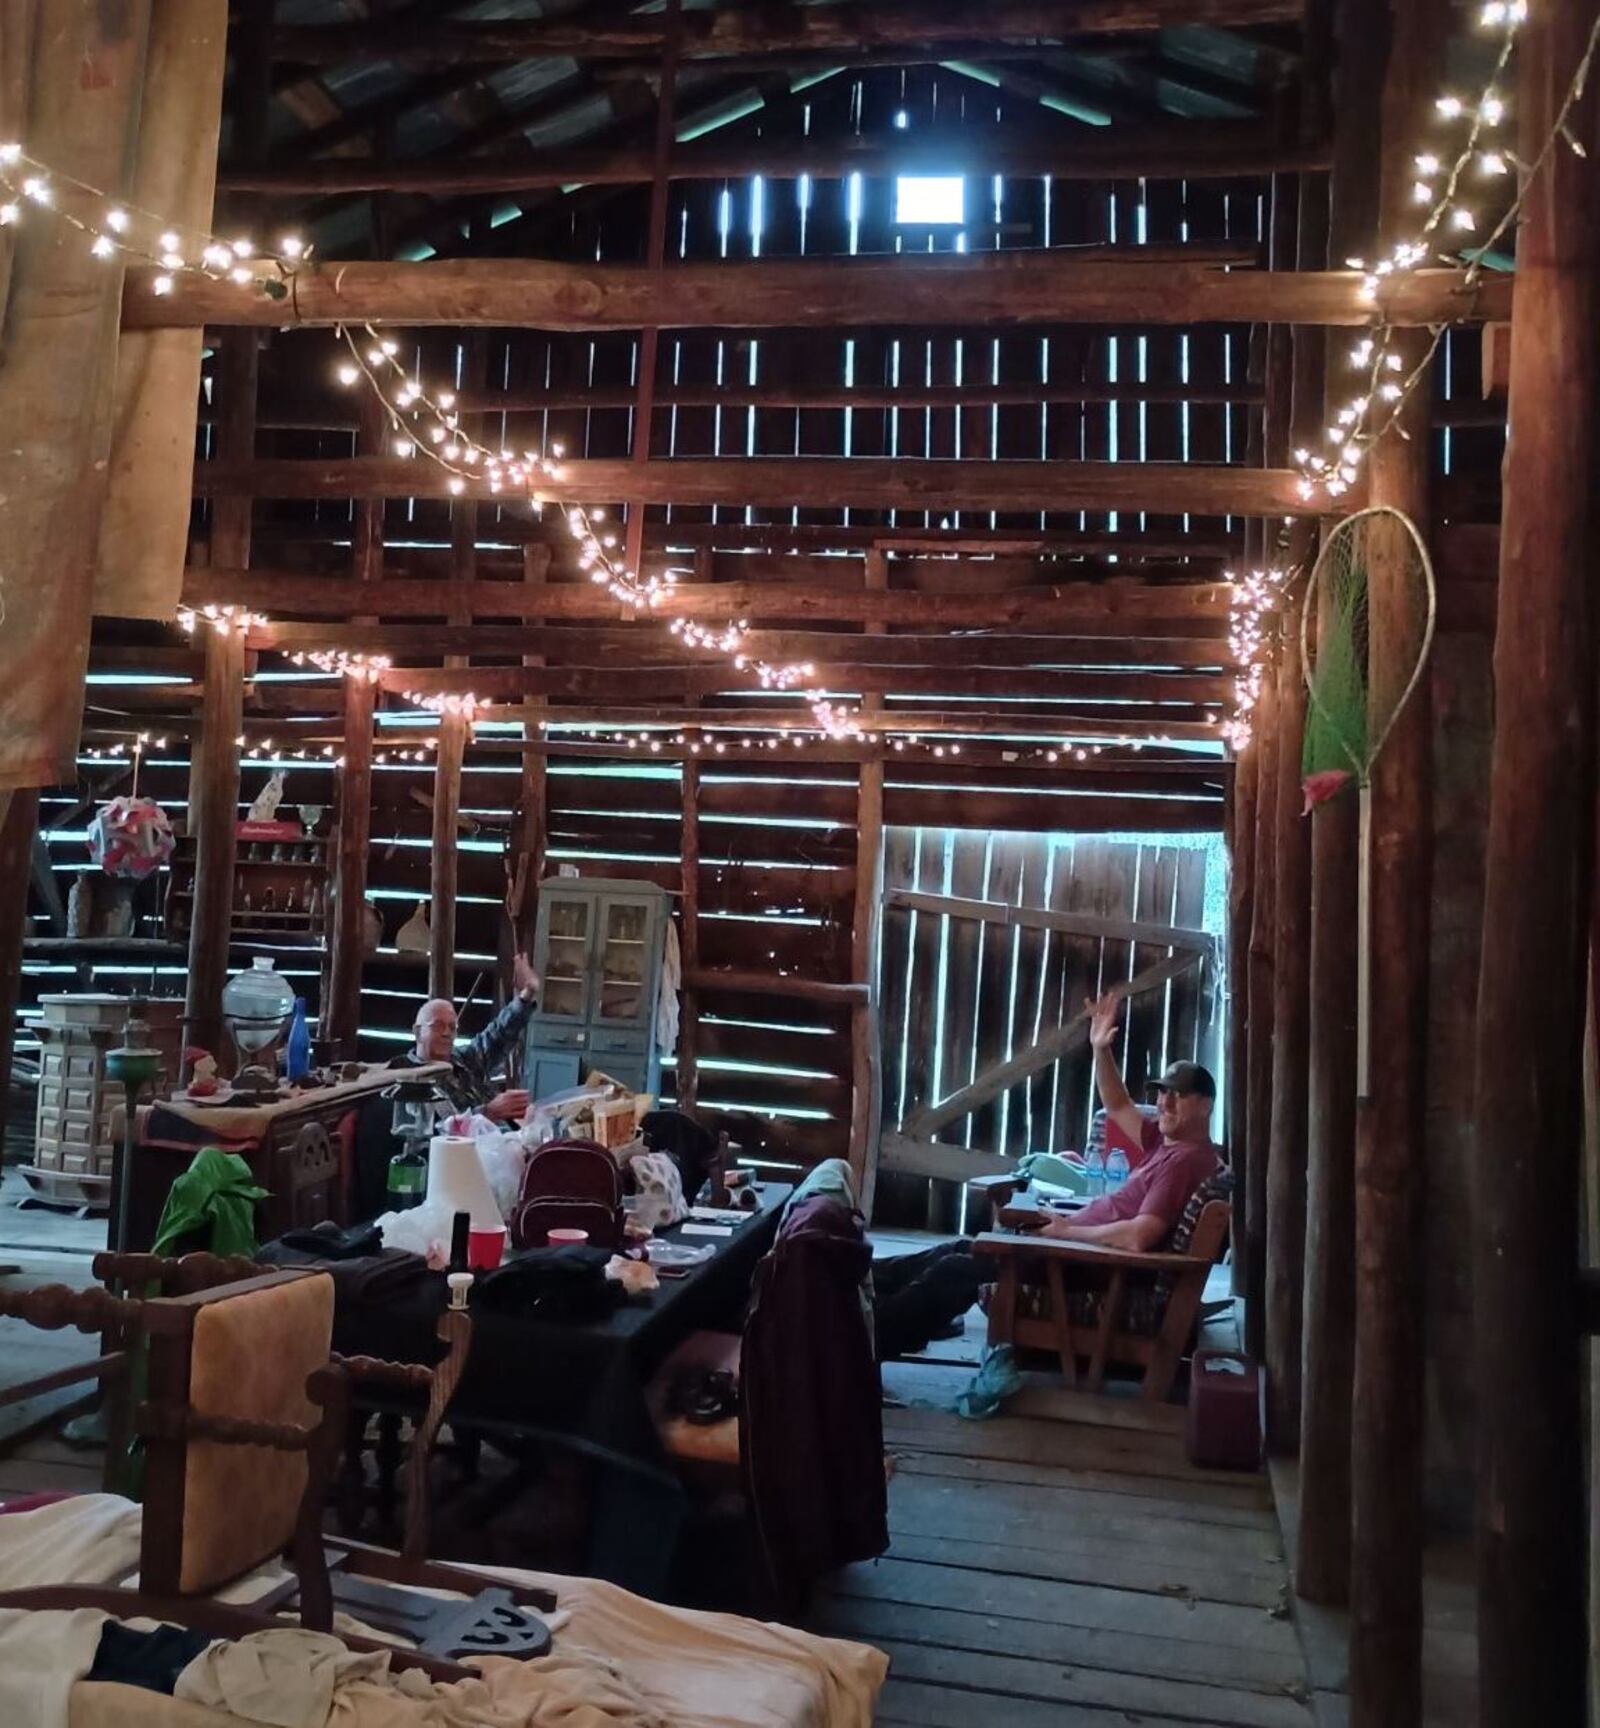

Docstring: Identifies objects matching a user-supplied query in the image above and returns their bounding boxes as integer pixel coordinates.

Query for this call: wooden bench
[973,1196,1231,1402]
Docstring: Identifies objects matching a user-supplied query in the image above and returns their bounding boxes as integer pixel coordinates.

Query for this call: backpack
[508,1138,625,1251]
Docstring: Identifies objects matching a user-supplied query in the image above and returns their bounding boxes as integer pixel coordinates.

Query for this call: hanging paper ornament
[88,795,175,880]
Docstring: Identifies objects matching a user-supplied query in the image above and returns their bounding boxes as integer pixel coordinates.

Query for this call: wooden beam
[271,1,1304,66]
[255,622,1238,670]
[879,1132,1015,1184]
[508,706,1219,741]
[458,378,1265,414]
[216,377,1265,423]
[904,949,1197,1139]
[682,965,867,1006]
[885,889,1215,953]
[1472,0,1597,1715]
[220,123,1330,196]
[380,664,1232,704]
[190,456,1327,518]
[192,570,1235,631]
[124,256,1512,333]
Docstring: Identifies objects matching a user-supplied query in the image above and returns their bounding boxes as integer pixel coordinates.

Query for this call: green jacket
[150,1146,267,1260]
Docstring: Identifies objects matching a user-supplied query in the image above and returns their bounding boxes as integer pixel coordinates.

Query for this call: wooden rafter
[271,1,1305,69]
[124,255,1511,331]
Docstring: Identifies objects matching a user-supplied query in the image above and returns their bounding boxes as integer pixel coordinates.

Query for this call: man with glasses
[1037,990,1220,1251]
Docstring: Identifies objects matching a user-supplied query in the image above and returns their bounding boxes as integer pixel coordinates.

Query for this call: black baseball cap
[1146,1060,1216,1101]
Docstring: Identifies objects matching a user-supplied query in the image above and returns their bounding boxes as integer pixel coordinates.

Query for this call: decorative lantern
[87,796,175,881]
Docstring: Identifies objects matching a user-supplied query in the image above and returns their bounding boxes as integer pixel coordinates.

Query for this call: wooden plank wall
[876,828,1222,1226]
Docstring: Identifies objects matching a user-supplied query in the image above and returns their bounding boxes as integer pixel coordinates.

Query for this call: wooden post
[848,548,889,1209]
[186,623,246,1056]
[1348,0,1446,1715]
[1473,0,1598,1715]
[678,749,701,1115]
[1225,737,1259,1294]
[184,327,253,1056]
[621,0,680,582]
[1296,0,1384,1606]
[324,392,383,1057]
[1264,167,1320,1453]
[513,544,550,958]
[1243,653,1279,1362]
[428,713,465,1003]
[184,0,270,1061]
[429,333,485,1004]
[0,791,40,1107]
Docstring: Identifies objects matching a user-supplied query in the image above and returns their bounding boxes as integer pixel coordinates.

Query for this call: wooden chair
[0,1268,555,1668]
[974,1194,1232,1402]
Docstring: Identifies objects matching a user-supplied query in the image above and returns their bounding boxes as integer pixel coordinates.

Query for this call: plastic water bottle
[285,997,311,1080]
[1106,1147,1131,1191]
[1085,1147,1107,1198]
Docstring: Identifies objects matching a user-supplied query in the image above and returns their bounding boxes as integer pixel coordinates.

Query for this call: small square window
[895,175,965,225]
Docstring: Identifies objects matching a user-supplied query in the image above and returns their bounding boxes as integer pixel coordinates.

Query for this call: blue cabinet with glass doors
[523,878,671,1100]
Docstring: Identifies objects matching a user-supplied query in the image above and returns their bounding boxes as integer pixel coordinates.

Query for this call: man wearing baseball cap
[1038,991,1220,1251]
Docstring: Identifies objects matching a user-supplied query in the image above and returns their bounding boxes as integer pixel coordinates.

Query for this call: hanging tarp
[96,0,227,621]
[0,0,225,787]
[0,0,150,787]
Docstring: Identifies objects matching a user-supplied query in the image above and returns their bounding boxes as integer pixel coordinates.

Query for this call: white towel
[0,1607,111,1728]
[655,916,682,1055]
[0,1494,143,1590]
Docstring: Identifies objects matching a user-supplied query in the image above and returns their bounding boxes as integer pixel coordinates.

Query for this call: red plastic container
[1185,1349,1264,1470]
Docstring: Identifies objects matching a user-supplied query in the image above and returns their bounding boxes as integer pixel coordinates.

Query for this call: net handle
[1299,504,1438,785]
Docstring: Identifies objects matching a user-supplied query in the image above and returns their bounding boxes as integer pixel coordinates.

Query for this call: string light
[332,323,867,738]
[1298,0,1600,499]
[288,648,392,683]
[0,142,1279,760]
[177,601,268,638]
[1220,567,1290,752]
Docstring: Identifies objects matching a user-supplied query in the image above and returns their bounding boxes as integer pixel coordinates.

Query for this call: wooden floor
[812,1351,1314,1728]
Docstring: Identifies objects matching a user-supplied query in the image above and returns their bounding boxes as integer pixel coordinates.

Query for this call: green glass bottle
[386,1142,427,1211]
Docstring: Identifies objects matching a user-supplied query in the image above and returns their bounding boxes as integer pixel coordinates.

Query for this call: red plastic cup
[468,1227,507,1270]
[547,1227,590,1247]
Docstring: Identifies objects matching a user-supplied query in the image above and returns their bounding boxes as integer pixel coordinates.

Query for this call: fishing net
[1298,504,1435,1098]
[1300,506,1435,812]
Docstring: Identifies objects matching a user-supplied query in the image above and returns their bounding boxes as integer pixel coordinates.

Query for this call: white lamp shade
[426,1136,504,1230]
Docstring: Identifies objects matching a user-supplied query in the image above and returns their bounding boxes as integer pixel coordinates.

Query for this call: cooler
[1185,1348,1264,1471]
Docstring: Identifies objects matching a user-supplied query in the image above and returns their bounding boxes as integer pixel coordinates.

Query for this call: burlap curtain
[0,0,225,790]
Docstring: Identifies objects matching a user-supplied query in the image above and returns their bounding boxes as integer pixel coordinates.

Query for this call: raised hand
[1085,991,1122,1051]
[484,1088,531,1125]
[512,951,540,1000]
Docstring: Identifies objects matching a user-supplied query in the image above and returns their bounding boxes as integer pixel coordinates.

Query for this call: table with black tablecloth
[322,1182,791,1595]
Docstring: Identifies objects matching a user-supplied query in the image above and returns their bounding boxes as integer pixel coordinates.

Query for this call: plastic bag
[628,1150,687,1232]
[440,1111,529,1219]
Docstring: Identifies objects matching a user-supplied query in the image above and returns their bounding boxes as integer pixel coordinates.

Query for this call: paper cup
[468,1227,506,1270]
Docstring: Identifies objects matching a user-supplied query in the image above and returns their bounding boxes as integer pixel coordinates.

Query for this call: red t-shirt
[1075,1118,1219,1237]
